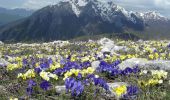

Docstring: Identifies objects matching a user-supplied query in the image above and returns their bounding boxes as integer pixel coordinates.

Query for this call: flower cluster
[7,63,22,71]
[139,70,168,86]
[1,39,170,99]
[65,74,109,97]
[65,78,84,96]
[40,71,58,81]
[97,60,140,76]
[17,69,36,80]
[63,67,95,80]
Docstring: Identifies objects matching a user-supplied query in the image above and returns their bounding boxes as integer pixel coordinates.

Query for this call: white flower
[158,80,163,84]
[95,75,99,78]
[143,70,148,74]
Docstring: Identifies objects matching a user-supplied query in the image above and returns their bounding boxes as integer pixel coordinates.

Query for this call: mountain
[0,7,34,26]
[0,0,169,42]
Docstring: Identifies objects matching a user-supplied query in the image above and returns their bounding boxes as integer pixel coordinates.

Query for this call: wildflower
[50,63,61,71]
[26,87,33,95]
[65,77,76,92]
[148,79,159,85]
[151,70,168,79]
[48,73,58,80]
[7,63,20,71]
[121,67,133,75]
[158,80,163,84]
[17,69,36,80]
[34,67,42,73]
[126,85,138,96]
[149,54,154,60]
[10,98,18,100]
[77,73,82,79]
[86,67,95,74]
[93,78,109,91]
[28,79,36,86]
[25,69,36,78]
[71,81,84,96]
[40,71,58,81]
[140,70,148,75]
[113,85,127,97]
[40,80,51,90]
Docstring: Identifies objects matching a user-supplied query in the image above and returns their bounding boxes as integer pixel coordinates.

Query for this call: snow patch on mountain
[134,11,169,22]
[61,0,169,22]
[65,0,88,16]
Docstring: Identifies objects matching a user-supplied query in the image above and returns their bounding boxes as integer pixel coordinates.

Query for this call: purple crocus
[126,85,139,96]
[34,67,42,74]
[26,87,33,95]
[77,73,82,79]
[26,79,36,95]
[40,80,51,90]
[92,77,109,91]
[28,79,36,87]
[123,85,139,99]
[65,77,84,96]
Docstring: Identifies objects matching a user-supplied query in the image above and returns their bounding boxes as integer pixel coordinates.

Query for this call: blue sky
[0,0,170,17]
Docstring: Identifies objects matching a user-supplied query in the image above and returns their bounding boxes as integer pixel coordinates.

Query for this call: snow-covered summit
[52,0,169,23]
[134,11,169,21]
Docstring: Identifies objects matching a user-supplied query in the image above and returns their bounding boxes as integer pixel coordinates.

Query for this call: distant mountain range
[0,0,170,42]
[0,7,34,26]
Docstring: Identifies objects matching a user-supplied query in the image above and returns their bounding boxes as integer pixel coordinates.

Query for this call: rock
[91,61,100,70]
[98,38,114,46]
[118,58,148,70]
[146,60,170,70]
[98,38,128,55]
[0,58,9,67]
[55,86,66,93]
[112,46,128,51]
[137,39,143,43]
[50,40,69,46]
[99,38,115,54]
[0,41,3,45]
[118,58,170,70]
[101,47,110,53]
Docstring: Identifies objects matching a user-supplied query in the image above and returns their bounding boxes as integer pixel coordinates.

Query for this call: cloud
[21,0,170,10]
[111,0,170,17]
[22,0,59,9]
[0,0,169,18]
[112,0,170,9]
[154,0,170,9]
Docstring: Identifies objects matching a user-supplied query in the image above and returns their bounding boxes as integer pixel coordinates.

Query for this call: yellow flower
[35,63,39,67]
[81,56,89,62]
[154,53,159,59]
[113,85,127,97]
[15,57,22,62]
[86,67,95,74]
[25,69,36,78]
[10,98,18,100]
[63,67,95,80]
[50,63,61,71]
[17,73,23,78]
[151,70,168,79]
[40,71,58,81]
[40,71,50,81]
[119,55,126,61]
[148,79,159,85]
[149,54,154,60]
[17,69,35,80]
[48,73,58,80]
[7,63,20,71]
